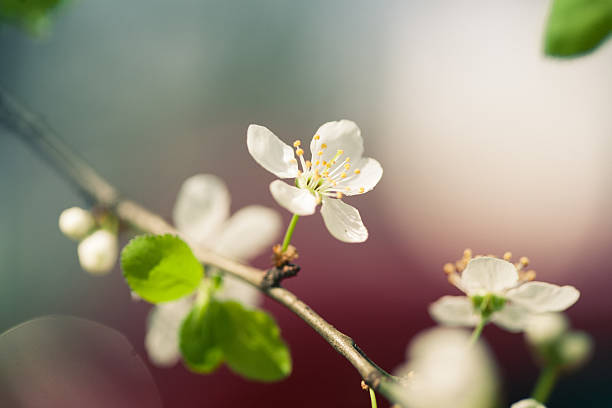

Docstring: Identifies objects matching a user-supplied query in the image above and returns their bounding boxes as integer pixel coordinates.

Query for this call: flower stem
[281,214,300,252]
[469,317,488,346]
[369,388,377,408]
[531,365,559,404]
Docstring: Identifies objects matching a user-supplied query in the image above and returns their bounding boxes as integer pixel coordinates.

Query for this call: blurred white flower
[247,120,382,243]
[430,257,579,332]
[558,331,593,368]
[146,174,282,366]
[524,313,568,346]
[392,328,498,408]
[77,230,118,275]
[511,399,546,408]
[59,207,95,240]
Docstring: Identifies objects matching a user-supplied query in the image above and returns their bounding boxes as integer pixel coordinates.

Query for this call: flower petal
[269,180,317,216]
[338,157,383,196]
[505,282,580,313]
[212,205,282,261]
[145,297,194,366]
[310,120,364,169]
[214,275,261,309]
[247,124,298,179]
[429,296,480,327]
[320,197,368,243]
[173,174,230,246]
[461,257,519,294]
[491,303,530,332]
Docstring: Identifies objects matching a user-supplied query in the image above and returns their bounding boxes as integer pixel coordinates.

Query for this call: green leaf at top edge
[544,0,612,57]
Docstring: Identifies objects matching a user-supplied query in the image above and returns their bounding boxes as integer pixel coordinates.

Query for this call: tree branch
[0,87,399,402]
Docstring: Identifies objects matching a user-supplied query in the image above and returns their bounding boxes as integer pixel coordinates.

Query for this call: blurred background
[1,0,611,406]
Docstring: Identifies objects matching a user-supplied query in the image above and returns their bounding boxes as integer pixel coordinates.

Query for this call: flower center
[291,136,365,201]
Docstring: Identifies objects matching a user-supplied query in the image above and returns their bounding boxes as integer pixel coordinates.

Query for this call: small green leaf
[544,0,612,57]
[216,301,292,382]
[179,301,224,373]
[121,234,203,303]
[0,0,64,35]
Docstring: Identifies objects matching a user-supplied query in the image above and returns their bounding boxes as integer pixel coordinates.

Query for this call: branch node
[261,263,300,289]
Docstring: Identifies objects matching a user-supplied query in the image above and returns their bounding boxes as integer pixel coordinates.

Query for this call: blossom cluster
[56,119,590,408]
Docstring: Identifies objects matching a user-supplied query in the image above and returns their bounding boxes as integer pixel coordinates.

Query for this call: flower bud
[58,207,95,240]
[524,313,568,346]
[77,230,118,275]
[511,398,546,408]
[558,331,593,368]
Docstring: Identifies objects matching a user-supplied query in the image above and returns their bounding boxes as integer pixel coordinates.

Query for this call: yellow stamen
[315,160,320,166]
[359,187,365,193]
[314,134,320,140]
[354,169,361,174]
[344,163,351,170]
[290,158,297,164]
[305,160,312,168]
[321,143,328,149]
[503,252,512,261]
[336,192,343,199]
[519,256,529,266]
[317,151,324,156]
[293,140,301,147]
[443,263,455,275]
[296,148,304,156]
[340,172,347,178]
[331,149,344,162]
[345,187,351,191]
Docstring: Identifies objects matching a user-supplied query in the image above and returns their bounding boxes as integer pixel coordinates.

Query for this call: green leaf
[215,301,292,382]
[121,234,203,303]
[0,0,64,35]
[544,0,612,57]
[179,300,224,373]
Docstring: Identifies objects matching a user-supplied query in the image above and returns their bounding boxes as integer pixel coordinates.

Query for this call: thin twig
[0,87,399,402]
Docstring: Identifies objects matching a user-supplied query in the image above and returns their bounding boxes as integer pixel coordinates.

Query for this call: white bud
[558,331,593,368]
[59,207,95,240]
[77,230,118,275]
[524,313,568,346]
[511,398,546,408]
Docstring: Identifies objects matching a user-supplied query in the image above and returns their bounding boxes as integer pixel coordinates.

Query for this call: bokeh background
[1,0,611,406]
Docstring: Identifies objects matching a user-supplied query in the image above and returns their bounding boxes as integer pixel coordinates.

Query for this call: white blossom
[511,399,546,408]
[76,229,118,275]
[392,328,499,408]
[247,120,383,243]
[58,207,95,240]
[145,174,281,366]
[430,257,579,332]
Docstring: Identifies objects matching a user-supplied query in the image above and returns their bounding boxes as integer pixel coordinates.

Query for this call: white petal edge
[491,303,530,332]
[310,120,364,168]
[269,180,317,216]
[214,275,262,309]
[320,197,368,243]
[172,174,230,246]
[511,399,547,408]
[247,124,298,179]
[505,282,580,313]
[212,205,282,261]
[339,158,383,196]
[145,297,194,367]
[429,296,480,327]
[461,257,519,294]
